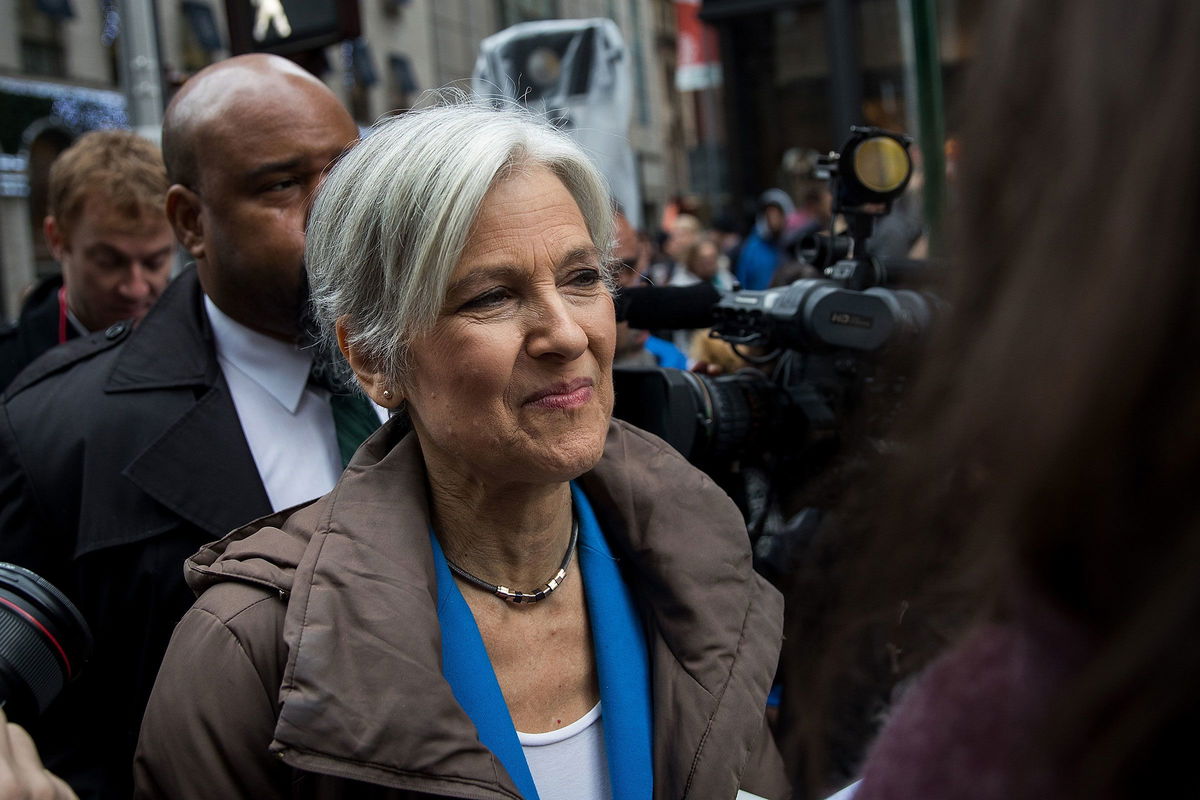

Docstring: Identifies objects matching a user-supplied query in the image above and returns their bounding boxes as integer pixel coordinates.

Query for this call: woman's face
[402,167,616,488]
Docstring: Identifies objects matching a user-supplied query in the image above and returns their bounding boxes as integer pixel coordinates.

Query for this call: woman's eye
[460,288,510,310]
[569,269,602,288]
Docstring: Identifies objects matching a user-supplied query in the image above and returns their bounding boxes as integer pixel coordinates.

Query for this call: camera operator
[786,0,1200,798]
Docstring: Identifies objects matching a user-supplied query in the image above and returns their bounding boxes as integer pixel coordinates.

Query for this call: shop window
[496,0,559,29]
[26,126,74,270]
[180,1,224,73]
[20,0,67,78]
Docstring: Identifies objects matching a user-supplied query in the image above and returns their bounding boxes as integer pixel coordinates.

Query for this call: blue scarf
[430,482,654,800]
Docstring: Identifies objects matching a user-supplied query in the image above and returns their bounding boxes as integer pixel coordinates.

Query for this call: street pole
[900,0,946,257]
[824,0,863,147]
[118,0,166,144]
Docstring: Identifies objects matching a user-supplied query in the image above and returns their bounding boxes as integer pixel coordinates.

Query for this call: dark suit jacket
[0,267,272,800]
[0,273,80,391]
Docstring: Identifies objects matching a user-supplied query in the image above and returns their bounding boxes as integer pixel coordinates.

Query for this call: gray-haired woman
[134,102,789,800]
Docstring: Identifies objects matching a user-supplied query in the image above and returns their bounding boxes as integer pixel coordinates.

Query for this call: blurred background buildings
[0,0,980,318]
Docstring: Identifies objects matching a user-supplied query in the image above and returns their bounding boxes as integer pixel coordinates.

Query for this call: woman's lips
[524,378,595,410]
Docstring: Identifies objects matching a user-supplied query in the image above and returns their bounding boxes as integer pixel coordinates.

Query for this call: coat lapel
[107,267,271,539]
[122,381,271,539]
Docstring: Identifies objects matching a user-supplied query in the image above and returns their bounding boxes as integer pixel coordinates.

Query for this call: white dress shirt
[204,295,344,511]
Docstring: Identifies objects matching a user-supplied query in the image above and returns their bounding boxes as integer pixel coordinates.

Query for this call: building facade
[700,0,984,226]
[0,0,689,319]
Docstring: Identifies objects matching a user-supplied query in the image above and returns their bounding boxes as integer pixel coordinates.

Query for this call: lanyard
[56,286,69,344]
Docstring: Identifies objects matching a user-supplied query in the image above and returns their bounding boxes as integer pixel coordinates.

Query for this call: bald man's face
[175,74,357,341]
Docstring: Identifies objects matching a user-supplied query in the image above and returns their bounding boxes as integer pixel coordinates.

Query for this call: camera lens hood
[0,563,92,723]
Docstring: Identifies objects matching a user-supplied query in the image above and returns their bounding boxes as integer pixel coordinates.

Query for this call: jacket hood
[186,501,313,597]
[184,414,784,799]
[758,188,795,217]
[755,188,795,239]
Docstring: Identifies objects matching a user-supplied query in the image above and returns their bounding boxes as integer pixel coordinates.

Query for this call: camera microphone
[614,282,722,330]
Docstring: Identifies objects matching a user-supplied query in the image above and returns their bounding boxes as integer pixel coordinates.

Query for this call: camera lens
[0,563,92,724]
[687,369,777,464]
[612,366,778,467]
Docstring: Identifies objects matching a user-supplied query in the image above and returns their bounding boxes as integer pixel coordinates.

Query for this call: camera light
[853,136,911,195]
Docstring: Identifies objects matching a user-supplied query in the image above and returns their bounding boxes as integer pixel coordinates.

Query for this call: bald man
[0,55,365,799]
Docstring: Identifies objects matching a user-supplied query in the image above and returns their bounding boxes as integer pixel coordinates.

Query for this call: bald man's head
[162,54,333,190]
[161,53,358,340]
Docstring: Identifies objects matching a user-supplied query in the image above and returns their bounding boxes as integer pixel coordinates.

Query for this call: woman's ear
[336,318,401,408]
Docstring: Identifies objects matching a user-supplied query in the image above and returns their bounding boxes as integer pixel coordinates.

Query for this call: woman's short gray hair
[306,98,615,389]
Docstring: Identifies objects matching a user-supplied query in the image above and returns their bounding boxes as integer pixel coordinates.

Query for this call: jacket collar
[188,418,783,798]
[203,294,313,413]
[11,274,70,359]
[104,266,216,392]
[17,273,63,322]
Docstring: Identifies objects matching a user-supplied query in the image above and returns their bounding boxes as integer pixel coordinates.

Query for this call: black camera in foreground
[0,563,91,725]
[613,128,938,577]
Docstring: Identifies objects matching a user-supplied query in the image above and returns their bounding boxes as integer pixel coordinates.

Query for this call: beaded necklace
[444,514,579,604]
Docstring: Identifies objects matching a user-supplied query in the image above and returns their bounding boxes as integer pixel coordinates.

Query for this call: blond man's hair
[47,130,168,237]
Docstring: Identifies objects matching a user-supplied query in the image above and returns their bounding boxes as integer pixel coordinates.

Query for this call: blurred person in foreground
[134,100,789,799]
[0,54,362,799]
[788,1,1200,798]
[0,130,173,390]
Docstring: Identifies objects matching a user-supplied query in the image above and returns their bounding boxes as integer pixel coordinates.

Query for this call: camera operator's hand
[0,708,77,800]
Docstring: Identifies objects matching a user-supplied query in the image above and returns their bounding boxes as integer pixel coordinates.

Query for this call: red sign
[675,0,722,91]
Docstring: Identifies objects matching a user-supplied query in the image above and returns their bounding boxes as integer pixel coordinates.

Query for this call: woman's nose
[525,293,589,362]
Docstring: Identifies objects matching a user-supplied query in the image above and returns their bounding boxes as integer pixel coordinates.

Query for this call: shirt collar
[203,294,313,413]
[64,307,90,338]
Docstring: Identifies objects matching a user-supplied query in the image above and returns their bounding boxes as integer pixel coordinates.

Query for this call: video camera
[612,128,938,579]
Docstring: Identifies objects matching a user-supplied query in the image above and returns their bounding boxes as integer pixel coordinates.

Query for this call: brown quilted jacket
[134,418,790,799]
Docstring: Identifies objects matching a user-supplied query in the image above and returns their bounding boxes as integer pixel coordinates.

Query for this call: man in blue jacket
[736,189,794,291]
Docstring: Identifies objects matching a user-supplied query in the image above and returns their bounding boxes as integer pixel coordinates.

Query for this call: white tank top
[517,702,613,800]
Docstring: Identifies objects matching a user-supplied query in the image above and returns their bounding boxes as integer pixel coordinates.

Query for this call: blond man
[0,130,172,389]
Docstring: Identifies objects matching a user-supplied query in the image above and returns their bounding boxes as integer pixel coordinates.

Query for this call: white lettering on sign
[252,0,292,41]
